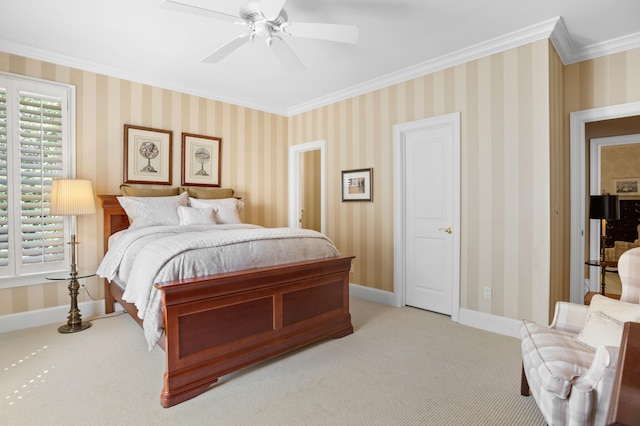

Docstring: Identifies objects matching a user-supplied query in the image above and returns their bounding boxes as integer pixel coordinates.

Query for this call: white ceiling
[2,0,640,116]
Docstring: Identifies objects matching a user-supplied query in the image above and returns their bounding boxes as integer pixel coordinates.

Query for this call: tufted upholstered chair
[520,247,640,425]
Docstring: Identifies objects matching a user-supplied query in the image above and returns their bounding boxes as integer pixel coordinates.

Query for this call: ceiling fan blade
[261,0,288,20]
[159,0,239,23]
[269,37,304,73]
[286,23,359,44]
[201,35,251,63]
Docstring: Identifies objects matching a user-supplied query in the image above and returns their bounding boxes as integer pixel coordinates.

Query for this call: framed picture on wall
[124,125,173,185]
[613,177,640,197]
[342,168,373,202]
[181,133,222,187]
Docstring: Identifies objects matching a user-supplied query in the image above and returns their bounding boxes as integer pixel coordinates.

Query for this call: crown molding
[564,31,640,65]
[0,39,288,116]
[287,17,561,116]
[3,15,640,118]
[288,17,640,116]
[548,17,575,64]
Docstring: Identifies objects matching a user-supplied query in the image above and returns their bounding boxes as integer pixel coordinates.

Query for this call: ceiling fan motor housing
[240,1,288,40]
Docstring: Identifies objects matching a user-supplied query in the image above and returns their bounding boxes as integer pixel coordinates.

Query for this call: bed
[97,193,354,408]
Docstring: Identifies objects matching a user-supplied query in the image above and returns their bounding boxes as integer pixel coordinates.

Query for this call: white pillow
[177,206,217,225]
[189,197,244,224]
[575,312,624,350]
[117,192,188,228]
[588,294,640,323]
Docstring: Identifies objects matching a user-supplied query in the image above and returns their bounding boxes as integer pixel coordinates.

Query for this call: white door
[394,113,460,317]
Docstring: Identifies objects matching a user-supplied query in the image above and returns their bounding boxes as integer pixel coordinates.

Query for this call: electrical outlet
[350,262,355,273]
[483,287,492,299]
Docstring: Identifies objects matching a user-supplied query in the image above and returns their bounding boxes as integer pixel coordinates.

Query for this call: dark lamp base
[58,321,92,333]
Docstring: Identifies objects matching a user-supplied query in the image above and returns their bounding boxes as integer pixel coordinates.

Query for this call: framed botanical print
[342,168,373,202]
[123,125,173,185]
[181,133,222,187]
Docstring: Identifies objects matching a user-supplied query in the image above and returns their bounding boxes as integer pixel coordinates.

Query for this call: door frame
[393,112,461,321]
[288,140,326,234]
[569,102,640,303]
[587,134,640,291]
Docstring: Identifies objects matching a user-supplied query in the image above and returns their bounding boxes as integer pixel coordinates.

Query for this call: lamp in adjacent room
[49,178,96,333]
[588,194,620,296]
[589,194,620,262]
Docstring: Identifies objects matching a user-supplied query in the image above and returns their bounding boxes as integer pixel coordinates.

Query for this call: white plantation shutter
[19,93,65,265]
[0,74,74,285]
[0,89,8,267]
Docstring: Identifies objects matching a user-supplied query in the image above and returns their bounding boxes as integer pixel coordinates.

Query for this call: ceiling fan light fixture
[165,0,358,72]
[253,21,273,38]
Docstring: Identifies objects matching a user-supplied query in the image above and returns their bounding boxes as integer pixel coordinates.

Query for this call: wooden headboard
[97,195,129,254]
[97,191,240,254]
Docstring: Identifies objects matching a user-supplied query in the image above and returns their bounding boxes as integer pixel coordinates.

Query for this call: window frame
[0,72,76,289]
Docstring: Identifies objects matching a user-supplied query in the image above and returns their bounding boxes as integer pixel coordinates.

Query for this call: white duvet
[96,224,340,349]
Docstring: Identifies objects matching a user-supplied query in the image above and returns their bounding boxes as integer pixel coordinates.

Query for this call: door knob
[439,227,453,234]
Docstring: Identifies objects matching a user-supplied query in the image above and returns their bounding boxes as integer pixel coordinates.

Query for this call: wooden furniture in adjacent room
[98,195,354,408]
[607,200,640,247]
[584,291,621,305]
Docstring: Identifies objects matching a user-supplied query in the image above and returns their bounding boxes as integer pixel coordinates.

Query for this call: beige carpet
[1,298,545,425]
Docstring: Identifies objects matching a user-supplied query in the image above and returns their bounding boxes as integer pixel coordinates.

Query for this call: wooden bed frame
[98,195,354,408]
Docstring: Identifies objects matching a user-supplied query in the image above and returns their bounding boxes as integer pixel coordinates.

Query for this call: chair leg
[521,363,530,396]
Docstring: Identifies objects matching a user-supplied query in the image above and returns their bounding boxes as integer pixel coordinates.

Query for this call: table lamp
[49,178,96,333]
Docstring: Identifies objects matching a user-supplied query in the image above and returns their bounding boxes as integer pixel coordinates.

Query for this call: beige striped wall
[549,45,569,323]
[0,52,289,315]
[2,43,640,326]
[290,39,554,324]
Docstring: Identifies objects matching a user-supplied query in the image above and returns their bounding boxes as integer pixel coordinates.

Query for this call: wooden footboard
[157,255,354,407]
[98,195,354,407]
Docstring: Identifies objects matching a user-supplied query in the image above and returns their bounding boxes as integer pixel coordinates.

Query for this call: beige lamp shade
[50,179,96,216]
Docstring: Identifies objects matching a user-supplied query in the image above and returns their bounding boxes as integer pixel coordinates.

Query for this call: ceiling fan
[160,0,360,72]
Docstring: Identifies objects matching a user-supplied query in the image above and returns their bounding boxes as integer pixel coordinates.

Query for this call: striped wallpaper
[0,52,290,315]
[1,43,640,327]
[291,40,553,324]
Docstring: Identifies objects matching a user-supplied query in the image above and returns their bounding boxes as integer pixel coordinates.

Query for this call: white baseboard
[0,300,104,334]
[350,283,521,339]
[4,287,522,339]
[349,283,396,305]
[457,308,522,339]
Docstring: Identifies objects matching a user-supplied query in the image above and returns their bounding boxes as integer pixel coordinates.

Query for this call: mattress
[96,224,341,349]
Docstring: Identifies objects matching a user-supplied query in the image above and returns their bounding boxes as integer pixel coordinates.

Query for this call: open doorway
[569,103,640,303]
[288,140,326,234]
[588,134,640,296]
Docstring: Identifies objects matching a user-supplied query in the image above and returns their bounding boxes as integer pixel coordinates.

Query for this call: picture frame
[124,125,173,185]
[181,132,222,187]
[342,168,373,202]
[613,177,640,197]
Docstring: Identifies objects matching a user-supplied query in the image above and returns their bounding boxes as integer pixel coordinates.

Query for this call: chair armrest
[573,345,620,392]
[549,301,588,334]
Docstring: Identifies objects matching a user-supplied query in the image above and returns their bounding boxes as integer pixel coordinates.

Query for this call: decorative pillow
[574,312,624,350]
[119,184,180,197]
[117,192,188,228]
[588,294,640,323]
[189,197,243,224]
[181,187,234,199]
[177,206,217,226]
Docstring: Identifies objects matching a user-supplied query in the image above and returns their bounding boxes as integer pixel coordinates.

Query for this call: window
[0,73,75,288]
